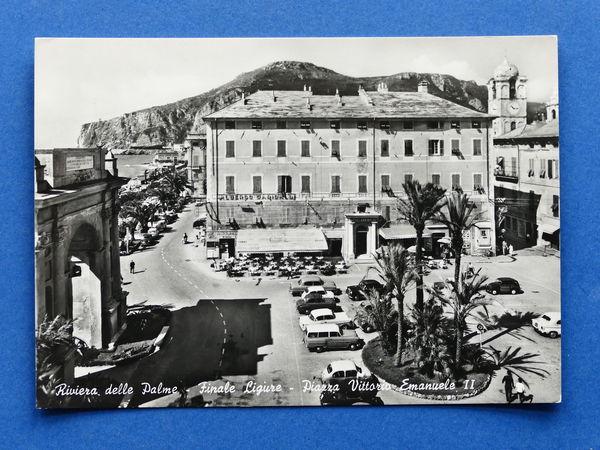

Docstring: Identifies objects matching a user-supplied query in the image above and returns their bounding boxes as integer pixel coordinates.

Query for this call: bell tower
[488,58,528,137]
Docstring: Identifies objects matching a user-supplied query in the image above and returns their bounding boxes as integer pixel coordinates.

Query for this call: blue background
[1,0,599,447]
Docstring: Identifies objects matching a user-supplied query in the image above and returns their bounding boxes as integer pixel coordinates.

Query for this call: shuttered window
[225,141,235,158]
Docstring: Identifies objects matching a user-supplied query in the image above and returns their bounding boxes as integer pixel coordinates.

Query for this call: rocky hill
[77,61,537,149]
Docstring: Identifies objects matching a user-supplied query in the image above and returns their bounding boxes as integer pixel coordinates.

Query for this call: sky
[35,36,558,148]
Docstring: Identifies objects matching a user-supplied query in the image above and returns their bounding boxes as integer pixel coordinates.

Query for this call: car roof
[305,323,340,332]
[311,308,334,316]
[300,275,323,283]
[306,286,326,293]
[361,279,381,284]
[329,360,358,371]
[541,311,561,320]
[497,277,517,282]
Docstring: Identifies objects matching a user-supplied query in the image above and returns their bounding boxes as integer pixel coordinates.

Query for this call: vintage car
[296,295,338,315]
[486,277,521,295]
[345,279,385,301]
[320,360,371,384]
[318,360,383,406]
[298,308,353,331]
[301,286,339,303]
[532,312,561,338]
[303,324,364,352]
[289,275,341,296]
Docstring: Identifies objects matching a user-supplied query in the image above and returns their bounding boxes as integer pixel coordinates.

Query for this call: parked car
[303,324,364,352]
[486,277,521,295]
[289,275,341,296]
[296,295,338,315]
[298,308,353,331]
[346,279,385,301]
[320,360,371,384]
[301,286,339,303]
[532,312,561,338]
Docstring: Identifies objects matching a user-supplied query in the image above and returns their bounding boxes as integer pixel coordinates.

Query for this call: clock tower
[487,58,528,137]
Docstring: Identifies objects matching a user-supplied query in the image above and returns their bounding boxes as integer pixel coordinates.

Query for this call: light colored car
[299,308,353,331]
[320,360,371,384]
[303,324,364,352]
[532,312,561,338]
[289,275,341,296]
[301,286,335,301]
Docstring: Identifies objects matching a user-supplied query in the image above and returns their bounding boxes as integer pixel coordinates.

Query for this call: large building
[489,59,560,250]
[184,132,207,198]
[203,82,496,261]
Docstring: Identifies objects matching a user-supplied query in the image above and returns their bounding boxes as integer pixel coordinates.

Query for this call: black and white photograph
[34,36,560,408]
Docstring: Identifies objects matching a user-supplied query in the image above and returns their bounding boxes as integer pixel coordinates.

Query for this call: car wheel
[549,331,558,339]
[315,346,324,353]
[511,289,517,295]
[491,289,498,295]
[349,343,358,350]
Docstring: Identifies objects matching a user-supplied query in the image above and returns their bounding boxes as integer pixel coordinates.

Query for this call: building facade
[203,83,496,261]
[184,132,207,198]
[490,59,560,250]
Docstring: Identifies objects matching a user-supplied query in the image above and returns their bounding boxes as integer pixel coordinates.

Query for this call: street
[121,206,561,406]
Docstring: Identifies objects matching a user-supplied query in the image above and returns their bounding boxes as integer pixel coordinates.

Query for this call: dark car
[296,296,338,315]
[346,279,385,301]
[486,277,521,295]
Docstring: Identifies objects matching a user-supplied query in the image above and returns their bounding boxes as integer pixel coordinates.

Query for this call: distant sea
[116,154,154,179]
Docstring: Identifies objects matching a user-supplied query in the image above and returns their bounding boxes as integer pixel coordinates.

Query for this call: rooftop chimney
[242,92,247,104]
[418,80,429,94]
[303,84,307,91]
[377,82,388,93]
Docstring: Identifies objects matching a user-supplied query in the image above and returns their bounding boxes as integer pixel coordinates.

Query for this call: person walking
[129,260,135,274]
[501,370,515,403]
[502,240,508,255]
[509,243,514,257]
[514,377,534,403]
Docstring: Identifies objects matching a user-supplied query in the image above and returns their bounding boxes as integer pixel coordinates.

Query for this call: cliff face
[78,61,492,149]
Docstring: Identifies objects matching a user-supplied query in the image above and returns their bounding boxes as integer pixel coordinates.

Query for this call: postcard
[35,36,560,408]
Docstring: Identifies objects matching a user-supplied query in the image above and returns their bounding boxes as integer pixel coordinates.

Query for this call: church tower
[488,58,528,137]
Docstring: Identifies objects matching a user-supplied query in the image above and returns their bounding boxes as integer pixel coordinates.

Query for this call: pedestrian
[502,240,508,255]
[514,377,534,403]
[467,261,475,276]
[501,370,515,403]
[509,243,514,257]
[129,260,135,274]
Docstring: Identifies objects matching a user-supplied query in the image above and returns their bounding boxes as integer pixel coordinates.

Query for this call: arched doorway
[355,225,369,257]
[68,223,104,349]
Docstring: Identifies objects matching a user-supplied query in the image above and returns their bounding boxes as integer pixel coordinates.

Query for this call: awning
[321,228,344,239]
[379,223,432,240]
[236,228,328,253]
[539,223,560,235]
[474,221,493,229]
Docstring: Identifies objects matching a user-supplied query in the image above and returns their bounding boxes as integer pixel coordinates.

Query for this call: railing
[214,190,488,202]
[494,172,519,183]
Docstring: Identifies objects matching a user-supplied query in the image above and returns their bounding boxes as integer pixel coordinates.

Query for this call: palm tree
[397,180,446,311]
[430,271,490,374]
[155,167,192,197]
[437,191,483,284]
[373,244,417,366]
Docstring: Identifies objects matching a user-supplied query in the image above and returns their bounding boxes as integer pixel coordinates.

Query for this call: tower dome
[493,57,519,79]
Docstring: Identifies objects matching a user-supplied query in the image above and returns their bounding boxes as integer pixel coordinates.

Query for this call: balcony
[494,170,518,183]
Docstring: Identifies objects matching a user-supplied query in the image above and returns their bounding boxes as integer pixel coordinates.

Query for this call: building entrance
[355,225,369,257]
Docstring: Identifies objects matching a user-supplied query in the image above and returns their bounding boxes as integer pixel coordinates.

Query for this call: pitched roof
[204,89,489,120]
[496,120,559,140]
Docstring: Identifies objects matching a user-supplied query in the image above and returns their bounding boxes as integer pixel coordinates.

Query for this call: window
[451,139,461,155]
[252,140,262,157]
[276,120,286,129]
[358,175,368,193]
[552,196,559,217]
[510,157,517,176]
[251,121,262,129]
[192,155,200,166]
[450,120,460,129]
[331,140,340,158]
[473,173,482,191]
[473,139,482,156]
[528,158,535,177]
[539,159,547,178]
[427,120,442,129]
[548,160,554,179]
[404,174,413,185]
[432,174,441,186]
[301,175,311,193]
[510,121,516,131]
[301,140,310,157]
[277,140,287,157]
[300,120,311,129]
[358,140,367,158]
[331,175,341,194]
[404,140,413,156]
[403,121,414,130]
[380,121,390,130]
[554,160,559,178]
[384,206,391,222]
[472,120,481,129]
[428,139,444,156]
[381,175,391,192]
[225,121,236,130]
[330,120,340,129]
[252,176,262,194]
[452,174,461,191]
[380,139,390,157]
[357,121,368,130]
[225,176,235,194]
[277,175,292,194]
[225,141,235,158]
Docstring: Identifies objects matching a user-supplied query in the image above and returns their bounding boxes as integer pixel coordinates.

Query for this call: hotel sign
[66,155,94,172]
[217,193,297,201]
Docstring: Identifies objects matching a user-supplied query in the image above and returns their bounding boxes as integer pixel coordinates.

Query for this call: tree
[149,167,191,197]
[396,180,446,311]
[430,271,490,374]
[363,290,398,355]
[437,191,483,284]
[373,244,417,366]
[147,180,177,213]
[119,194,159,234]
